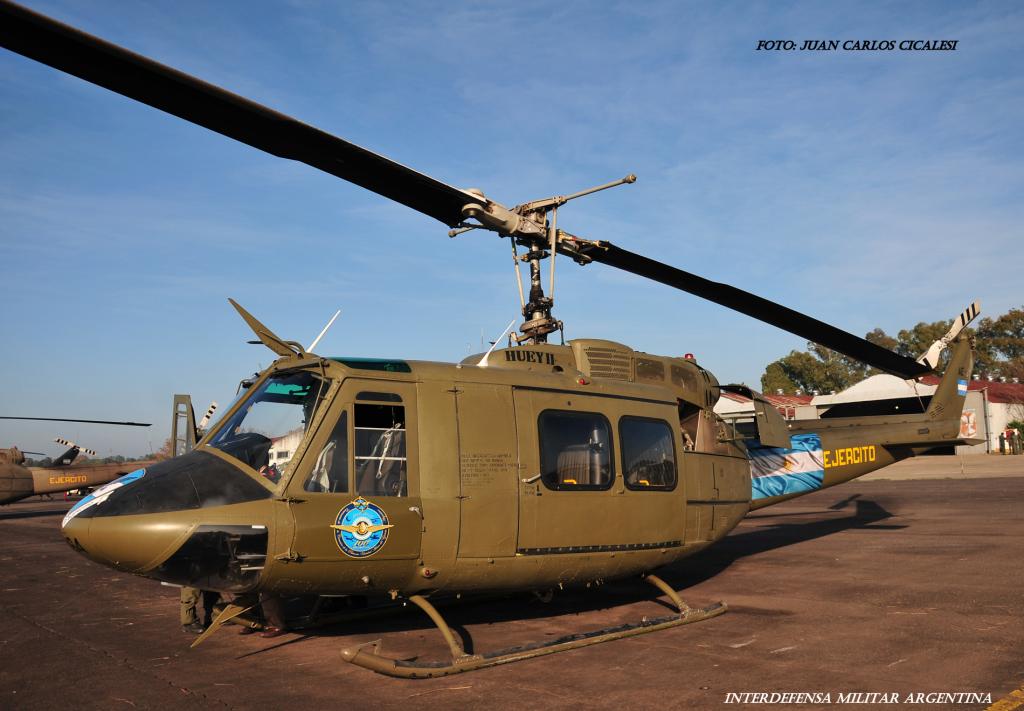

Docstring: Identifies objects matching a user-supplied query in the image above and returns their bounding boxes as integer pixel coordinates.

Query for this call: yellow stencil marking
[823,445,877,468]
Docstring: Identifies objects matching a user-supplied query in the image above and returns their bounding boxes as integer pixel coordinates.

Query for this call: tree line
[23,453,157,467]
[761,306,1024,395]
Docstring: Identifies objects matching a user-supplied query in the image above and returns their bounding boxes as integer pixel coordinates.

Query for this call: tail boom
[749,334,975,510]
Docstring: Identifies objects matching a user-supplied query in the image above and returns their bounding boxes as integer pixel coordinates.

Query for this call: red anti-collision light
[577,377,589,385]
[684,353,695,360]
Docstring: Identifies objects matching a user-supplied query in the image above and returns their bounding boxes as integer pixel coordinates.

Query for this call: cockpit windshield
[207,369,329,482]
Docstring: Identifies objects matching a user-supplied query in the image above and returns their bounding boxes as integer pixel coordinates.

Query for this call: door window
[538,410,614,490]
[354,402,407,497]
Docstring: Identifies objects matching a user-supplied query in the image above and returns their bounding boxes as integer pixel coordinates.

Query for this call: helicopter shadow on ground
[241,495,904,658]
[654,495,904,594]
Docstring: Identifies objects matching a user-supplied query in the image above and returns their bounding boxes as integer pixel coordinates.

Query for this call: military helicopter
[0,417,153,505]
[0,0,982,677]
[2,397,220,505]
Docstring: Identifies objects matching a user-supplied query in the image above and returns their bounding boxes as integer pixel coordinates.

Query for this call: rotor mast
[454,174,636,344]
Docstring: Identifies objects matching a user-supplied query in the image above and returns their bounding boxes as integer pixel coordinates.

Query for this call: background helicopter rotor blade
[0,417,152,427]
[561,239,932,379]
[0,0,478,227]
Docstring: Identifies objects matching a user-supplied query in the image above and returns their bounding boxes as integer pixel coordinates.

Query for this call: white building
[713,374,1024,454]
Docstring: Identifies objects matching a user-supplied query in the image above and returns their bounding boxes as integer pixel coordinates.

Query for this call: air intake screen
[584,347,632,380]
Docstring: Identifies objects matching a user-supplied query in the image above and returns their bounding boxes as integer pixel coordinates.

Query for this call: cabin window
[678,401,730,454]
[354,402,407,497]
[538,410,614,491]
[620,417,677,491]
[303,411,348,493]
[678,401,700,451]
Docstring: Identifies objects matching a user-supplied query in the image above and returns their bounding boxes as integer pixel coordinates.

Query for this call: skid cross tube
[339,584,727,678]
[408,594,472,661]
[643,573,690,613]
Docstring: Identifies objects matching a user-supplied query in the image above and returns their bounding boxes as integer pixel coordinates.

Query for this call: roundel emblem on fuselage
[331,496,393,558]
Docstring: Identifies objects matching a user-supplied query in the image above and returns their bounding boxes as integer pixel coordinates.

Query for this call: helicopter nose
[59,468,188,572]
[60,514,91,555]
[62,512,270,591]
[61,510,192,573]
[58,452,273,586]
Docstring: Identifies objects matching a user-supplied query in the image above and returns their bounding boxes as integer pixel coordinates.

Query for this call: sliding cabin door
[514,388,684,554]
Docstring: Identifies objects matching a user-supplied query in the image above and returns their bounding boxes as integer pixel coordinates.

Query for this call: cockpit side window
[303,410,349,493]
[207,370,329,482]
[354,402,407,497]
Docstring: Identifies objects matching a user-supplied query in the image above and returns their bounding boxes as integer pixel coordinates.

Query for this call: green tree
[759,345,865,395]
[865,327,898,351]
[761,361,798,394]
[976,307,1024,378]
[893,320,954,360]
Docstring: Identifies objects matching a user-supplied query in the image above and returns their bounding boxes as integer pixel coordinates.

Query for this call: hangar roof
[920,375,1024,404]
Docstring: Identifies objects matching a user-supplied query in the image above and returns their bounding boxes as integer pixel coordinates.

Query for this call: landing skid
[193,592,501,647]
[339,574,727,678]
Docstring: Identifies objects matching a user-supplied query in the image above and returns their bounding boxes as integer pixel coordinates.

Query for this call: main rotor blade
[0,417,151,427]
[0,0,477,227]
[564,240,932,379]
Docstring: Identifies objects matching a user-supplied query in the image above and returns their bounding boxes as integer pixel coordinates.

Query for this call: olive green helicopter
[1,418,153,505]
[0,0,983,677]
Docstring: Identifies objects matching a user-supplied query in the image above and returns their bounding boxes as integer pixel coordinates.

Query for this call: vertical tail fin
[924,334,974,423]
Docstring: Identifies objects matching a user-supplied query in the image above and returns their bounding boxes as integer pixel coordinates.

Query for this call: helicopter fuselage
[59,334,972,599]
[60,340,754,597]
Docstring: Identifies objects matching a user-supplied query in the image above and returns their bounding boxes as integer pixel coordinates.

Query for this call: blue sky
[1,0,1021,456]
